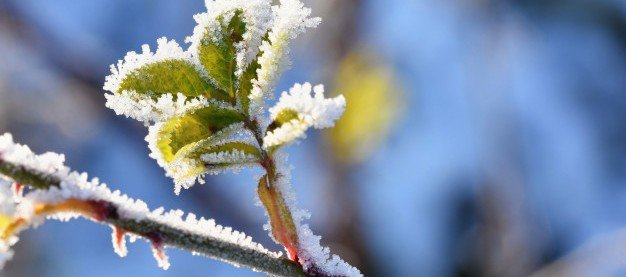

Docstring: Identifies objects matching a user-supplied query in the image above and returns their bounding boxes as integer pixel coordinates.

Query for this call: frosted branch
[0,134,305,276]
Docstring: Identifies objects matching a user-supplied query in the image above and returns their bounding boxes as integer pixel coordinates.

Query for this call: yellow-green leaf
[198,10,246,97]
[156,106,245,163]
[118,59,229,101]
[266,109,299,134]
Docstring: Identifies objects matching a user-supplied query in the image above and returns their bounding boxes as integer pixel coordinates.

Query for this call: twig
[0,157,306,277]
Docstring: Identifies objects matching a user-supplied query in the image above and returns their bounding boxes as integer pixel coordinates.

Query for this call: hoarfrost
[264,82,345,148]
[0,133,281,270]
[270,151,363,277]
[249,0,321,102]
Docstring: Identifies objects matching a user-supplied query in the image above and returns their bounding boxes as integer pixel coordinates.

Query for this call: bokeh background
[2,0,626,276]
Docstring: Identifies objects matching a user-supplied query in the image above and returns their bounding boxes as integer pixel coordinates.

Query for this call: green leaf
[198,10,246,97]
[266,109,299,134]
[118,59,229,101]
[156,106,245,163]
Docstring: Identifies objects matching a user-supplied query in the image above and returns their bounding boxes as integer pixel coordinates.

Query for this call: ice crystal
[105,92,218,125]
[201,149,259,165]
[264,82,346,148]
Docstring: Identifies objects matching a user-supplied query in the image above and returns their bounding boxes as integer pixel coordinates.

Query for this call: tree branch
[0,157,306,277]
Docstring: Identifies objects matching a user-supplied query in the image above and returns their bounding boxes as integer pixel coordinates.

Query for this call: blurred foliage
[327,50,404,165]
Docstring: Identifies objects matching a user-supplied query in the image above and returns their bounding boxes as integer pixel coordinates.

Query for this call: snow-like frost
[0,133,281,270]
[249,0,321,103]
[105,92,221,124]
[0,179,17,270]
[201,149,259,165]
[263,82,345,148]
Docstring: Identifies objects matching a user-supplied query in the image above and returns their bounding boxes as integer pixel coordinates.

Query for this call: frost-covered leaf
[266,109,299,134]
[249,0,321,102]
[196,10,246,96]
[154,105,245,163]
[263,83,345,149]
[257,175,299,260]
[119,60,226,101]
[237,53,261,115]
[104,37,229,102]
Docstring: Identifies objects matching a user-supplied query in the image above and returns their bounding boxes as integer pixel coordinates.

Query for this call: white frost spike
[103,37,198,95]
[249,0,321,102]
[150,240,170,270]
[201,149,259,165]
[111,226,128,257]
[105,92,218,124]
[263,83,345,148]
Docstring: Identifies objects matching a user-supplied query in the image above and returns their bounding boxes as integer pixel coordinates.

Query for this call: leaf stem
[244,119,301,262]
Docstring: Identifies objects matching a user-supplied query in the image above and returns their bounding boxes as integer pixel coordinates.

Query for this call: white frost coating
[103,37,216,124]
[249,0,321,102]
[263,82,345,148]
[103,37,198,95]
[105,92,219,124]
[270,151,362,277]
[145,122,256,194]
[188,0,273,78]
[0,133,281,270]
[111,226,128,258]
[0,179,17,270]
[201,149,259,165]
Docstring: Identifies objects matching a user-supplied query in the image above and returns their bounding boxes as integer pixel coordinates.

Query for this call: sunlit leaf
[266,109,299,134]
[198,10,246,96]
[118,60,229,101]
[156,106,245,163]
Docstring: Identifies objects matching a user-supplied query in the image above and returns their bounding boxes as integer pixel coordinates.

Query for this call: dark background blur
[2,0,626,276]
